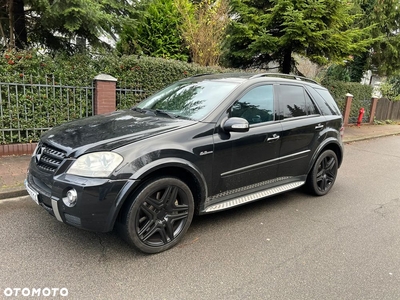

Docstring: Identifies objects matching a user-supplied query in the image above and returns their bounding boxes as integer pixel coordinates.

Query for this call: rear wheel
[121,177,194,254]
[307,150,338,196]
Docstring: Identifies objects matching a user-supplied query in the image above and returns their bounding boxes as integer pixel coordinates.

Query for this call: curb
[0,187,28,200]
[343,132,400,143]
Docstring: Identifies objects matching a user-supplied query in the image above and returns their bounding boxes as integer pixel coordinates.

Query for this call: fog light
[63,189,78,207]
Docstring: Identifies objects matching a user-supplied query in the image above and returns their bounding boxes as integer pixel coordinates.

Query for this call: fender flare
[104,158,208,231]
[307,138,344,174]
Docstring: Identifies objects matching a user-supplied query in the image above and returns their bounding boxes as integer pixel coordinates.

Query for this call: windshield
[136,79,240,120]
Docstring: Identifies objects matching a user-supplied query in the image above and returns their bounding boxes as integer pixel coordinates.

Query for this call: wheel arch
[308,139,343,174]
[112,158,207,230]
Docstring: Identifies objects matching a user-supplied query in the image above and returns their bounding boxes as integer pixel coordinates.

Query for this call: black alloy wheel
[122,177,194,254]
[307,150,338,196]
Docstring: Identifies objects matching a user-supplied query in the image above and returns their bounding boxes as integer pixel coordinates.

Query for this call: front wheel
[306,150,338,196]
[121,177,194,254]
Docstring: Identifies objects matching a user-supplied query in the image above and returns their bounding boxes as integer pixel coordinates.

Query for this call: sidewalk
[1,123,400,200]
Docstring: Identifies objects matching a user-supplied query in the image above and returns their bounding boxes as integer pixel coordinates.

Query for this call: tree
[0,0,135,51]
[325,64,351,82]
[223,0,376,74]
[0,0,26,49]
[176,0,230,66]
[366,0,400,76]
[342,0,400,81]
[380,75,400,100]
[117,0,189,61]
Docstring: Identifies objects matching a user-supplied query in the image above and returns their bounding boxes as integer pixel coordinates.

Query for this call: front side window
[230,85,274,124]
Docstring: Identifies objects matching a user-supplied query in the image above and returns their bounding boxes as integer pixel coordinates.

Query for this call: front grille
[35,143,66,173]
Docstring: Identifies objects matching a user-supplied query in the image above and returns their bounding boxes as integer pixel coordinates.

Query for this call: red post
[357,107,365,127]
[93,74,117,115]
[369,97,379,124]
[343,93,353,126]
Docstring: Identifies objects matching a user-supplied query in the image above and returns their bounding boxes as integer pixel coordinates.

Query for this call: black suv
[25,73,344,253]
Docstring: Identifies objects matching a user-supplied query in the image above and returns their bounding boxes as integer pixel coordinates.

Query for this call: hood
[41,110,195,157]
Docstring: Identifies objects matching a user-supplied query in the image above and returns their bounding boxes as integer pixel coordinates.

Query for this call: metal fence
[0,76,94,144]
[349,98,371,124]
[116,82,148,110]
[337,97,372,124]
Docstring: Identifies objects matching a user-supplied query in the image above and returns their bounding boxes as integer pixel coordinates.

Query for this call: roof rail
[189,73,213,78]
[178,73,213,81]
[249,73,319,84]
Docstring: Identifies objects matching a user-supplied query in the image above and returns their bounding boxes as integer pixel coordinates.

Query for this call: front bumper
[25,171,132,232]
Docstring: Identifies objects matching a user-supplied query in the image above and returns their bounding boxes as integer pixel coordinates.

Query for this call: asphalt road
[1,136,400,300]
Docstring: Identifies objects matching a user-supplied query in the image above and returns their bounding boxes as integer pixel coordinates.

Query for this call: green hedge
[1,49,375,144]
[322,79,373,120]
[1,50,234,88]
[0,50,236,144]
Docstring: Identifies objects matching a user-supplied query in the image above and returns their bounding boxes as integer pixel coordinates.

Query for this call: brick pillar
[343,93,353,126]
[369,97,379,124]
[93,74,117,115]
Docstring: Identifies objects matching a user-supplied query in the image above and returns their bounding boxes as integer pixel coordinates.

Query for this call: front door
[211,84,282,197]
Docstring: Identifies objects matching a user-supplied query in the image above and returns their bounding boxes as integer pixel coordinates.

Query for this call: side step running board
[204,181,305,213]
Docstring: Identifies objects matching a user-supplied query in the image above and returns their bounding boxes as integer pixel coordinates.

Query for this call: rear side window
[311,88,341,116]
[278,85,319,119]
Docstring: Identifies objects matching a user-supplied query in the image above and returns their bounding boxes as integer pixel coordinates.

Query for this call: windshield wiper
[133,107,181,119]
[155,109,178,119]
[132,107,145,113]
[132,107,156,115]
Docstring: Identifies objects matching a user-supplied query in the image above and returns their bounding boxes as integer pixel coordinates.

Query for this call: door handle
[315,124,324,130]
[267,134,280,142]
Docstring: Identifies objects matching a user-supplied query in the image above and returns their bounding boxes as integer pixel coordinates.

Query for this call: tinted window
[279,85,308,119]
[305,91,320,115]
[314,88,341,116]
[230,85,274,124]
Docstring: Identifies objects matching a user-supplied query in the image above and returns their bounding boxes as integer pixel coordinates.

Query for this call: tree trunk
[8,0,14,48]
[13,0,27,49]
[0,20,6,44]
[282,47,292,74]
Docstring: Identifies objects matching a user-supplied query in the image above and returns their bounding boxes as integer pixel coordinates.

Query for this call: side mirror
[222,117,249,133]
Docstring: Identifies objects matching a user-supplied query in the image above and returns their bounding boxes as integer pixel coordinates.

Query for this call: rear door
[276,84,326,178]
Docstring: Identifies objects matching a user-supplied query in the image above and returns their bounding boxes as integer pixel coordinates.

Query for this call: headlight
[67,152,123,177]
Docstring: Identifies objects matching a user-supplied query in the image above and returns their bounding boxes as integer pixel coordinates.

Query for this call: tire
[306,150,338,196]
[121,177,194,254]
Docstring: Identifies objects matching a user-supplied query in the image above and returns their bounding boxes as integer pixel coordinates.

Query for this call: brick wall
[0,143,37,157]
